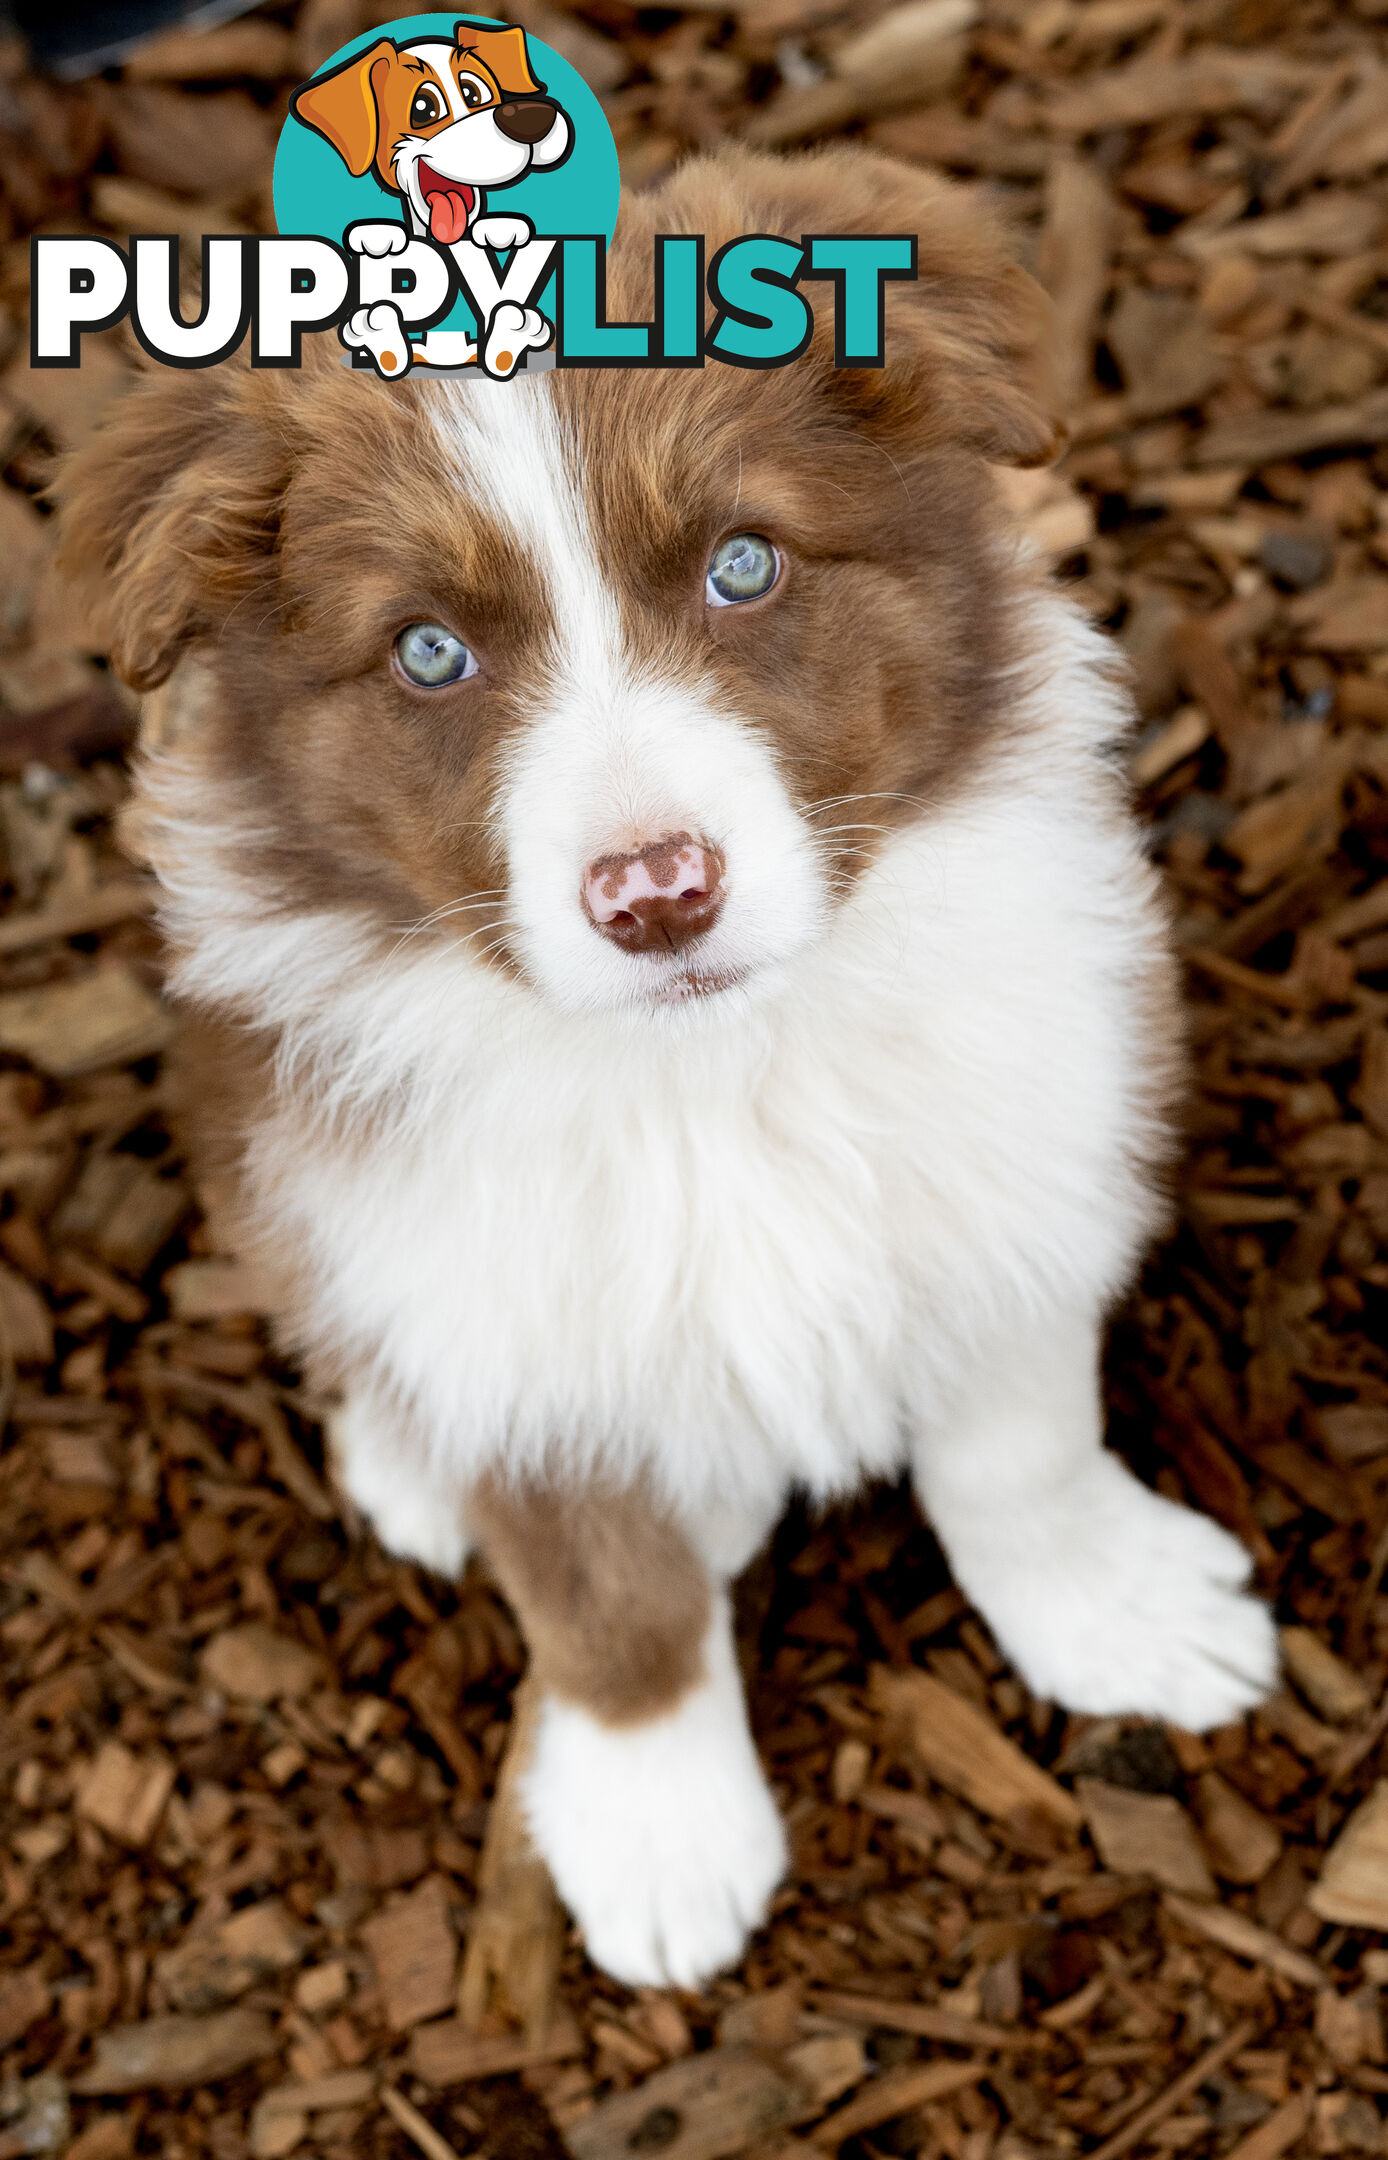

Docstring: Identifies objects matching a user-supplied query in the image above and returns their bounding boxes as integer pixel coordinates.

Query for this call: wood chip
[199,1622,326,1703]
[806,1990,1044,2051]
[1108,289,1223,419]
[163,1255,275,1322]
[456,1677,565,2039]
[1196,385,1388,466]
[1315,1404,1388,1464]
[1038,154,1116,410]
[0,878,156,958]
[869,1666,1082,1847]
[409,2007,583,2086]
[1044,49,1316,132]
[75,1741,174,1847]
[1164,1892,1326,1987]
[380,2086,465,2160]
[0,1968,48,2049]
[1310,1781,1388,1928]
[1195,1771,1282,1885]
[1189,193,1385,261]
[361,1873,458,2033]
[1280,1626,1374,1723]
[567,2047,806,2160]
[1077,1779,1217,1898]
[0,966,173,1079]
[156,1899,308,2012]
[1220,2092,1312,2160]
[0,1261,53,1364]
[73,2008,278,2093]
[808,2060,987,2147]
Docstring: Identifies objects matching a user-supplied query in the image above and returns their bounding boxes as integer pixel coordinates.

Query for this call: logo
[31,14,917,379]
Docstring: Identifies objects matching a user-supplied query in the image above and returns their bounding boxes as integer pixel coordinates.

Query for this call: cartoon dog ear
[291,38,396,178]
[457,23,542,95]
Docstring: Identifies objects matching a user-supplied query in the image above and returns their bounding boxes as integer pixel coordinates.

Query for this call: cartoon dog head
[292,21,572,244]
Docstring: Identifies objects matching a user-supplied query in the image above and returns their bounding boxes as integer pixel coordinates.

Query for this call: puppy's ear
[660,146,1065,469]
[54,361,289,692]
[457,25,542,95]
[290,38,395,178]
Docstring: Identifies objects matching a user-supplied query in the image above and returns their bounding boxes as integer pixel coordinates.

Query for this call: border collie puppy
[60,147,1277,1989]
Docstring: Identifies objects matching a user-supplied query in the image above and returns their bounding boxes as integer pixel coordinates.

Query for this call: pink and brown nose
[583,833,725,955]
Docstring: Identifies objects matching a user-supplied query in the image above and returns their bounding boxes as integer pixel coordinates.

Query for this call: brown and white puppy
[291,21,571,247]
[59,147,1277,1990]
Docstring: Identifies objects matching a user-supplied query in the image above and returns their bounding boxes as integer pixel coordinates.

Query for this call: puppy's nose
[583,834,724,955]
[494,97,558,144]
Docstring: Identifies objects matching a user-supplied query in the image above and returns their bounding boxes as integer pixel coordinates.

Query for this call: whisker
[803,791,924,815]
[394,892,508,935]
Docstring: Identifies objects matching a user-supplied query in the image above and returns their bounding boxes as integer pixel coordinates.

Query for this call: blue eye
[395,622,477,686]
[706,533,780,607]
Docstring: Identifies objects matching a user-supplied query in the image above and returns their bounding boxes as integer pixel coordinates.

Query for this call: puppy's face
[291,26,571,244]
[60,150,1061,1024]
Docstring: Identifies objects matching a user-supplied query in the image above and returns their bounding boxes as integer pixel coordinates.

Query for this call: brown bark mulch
[3,0,1388,2155]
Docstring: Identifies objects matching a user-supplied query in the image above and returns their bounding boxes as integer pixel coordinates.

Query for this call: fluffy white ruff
[520,1594,786,1988]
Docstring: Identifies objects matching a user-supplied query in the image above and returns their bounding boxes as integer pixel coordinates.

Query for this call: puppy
[59,147,1278,1992]
[291,21,571,246]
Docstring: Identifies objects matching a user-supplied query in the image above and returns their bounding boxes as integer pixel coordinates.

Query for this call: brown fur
[468,1473,712,1724]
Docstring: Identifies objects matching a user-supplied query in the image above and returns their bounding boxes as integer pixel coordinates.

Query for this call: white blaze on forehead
[427,375,627,689]
[402,42,470,121]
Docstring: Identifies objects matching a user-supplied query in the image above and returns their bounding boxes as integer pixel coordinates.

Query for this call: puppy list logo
[31,11,918,380]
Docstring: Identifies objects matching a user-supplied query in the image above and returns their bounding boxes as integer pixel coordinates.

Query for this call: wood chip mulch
[4,0,1388,2155]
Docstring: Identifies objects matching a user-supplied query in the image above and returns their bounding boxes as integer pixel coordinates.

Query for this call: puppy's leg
[327,1389,470,1578]
[910,1306,1278,1731]
[470,1476,786,1989]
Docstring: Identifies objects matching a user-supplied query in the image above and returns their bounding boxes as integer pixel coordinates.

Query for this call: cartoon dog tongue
[428,186,473,245]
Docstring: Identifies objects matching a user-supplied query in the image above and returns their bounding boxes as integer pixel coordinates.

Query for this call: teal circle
[272,12,619,341]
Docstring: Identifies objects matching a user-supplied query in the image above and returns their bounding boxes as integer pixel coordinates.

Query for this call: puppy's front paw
[953,1456,1278,1732]
[470,213,534,253]
[481,301,551,379]
[522,1608,786,1987]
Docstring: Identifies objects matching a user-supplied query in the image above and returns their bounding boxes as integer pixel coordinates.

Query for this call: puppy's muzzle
[495,97,559,144]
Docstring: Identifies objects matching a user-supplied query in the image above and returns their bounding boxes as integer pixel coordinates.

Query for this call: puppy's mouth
[417,162,476,245]
[649,965,747,1006]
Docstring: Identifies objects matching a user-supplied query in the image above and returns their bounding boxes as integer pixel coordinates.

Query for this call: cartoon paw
[481,301,551,380]
[341,301,412,380]
[344,221,409,258]
[470,213,534,254]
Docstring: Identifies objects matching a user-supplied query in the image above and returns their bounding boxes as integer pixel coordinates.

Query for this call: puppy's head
[58,148,1061,1027]
[291,22,571,242]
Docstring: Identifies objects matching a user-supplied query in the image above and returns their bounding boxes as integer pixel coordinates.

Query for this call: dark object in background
[12,0,260,78]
